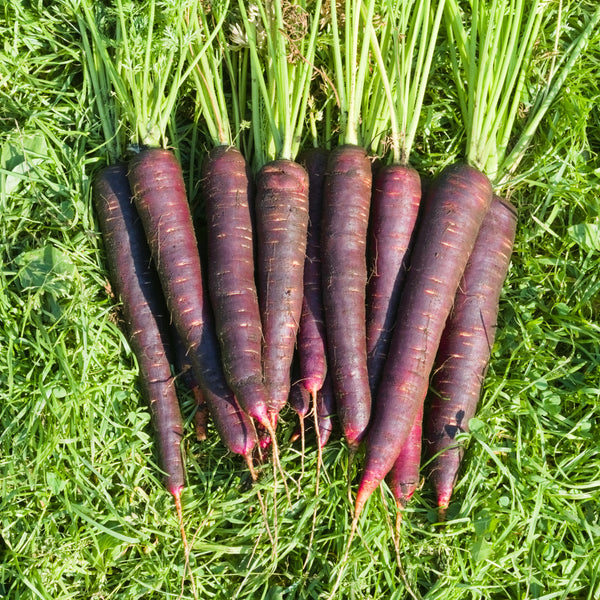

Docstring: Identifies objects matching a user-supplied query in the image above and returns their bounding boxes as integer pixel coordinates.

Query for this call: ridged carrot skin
[322,144,373,449]
[172,329,209,442]
[128,148,256,457]
[297,148,329,397]
[425,195,517,512]
[289,359,311,419]
[288,370,335,448]
[93,164,184,497]
[254,159,310,417]
[386,404,423,509]
[366,164,422,396]
[316,372,336,448]
[355,163,493,516]
[202,145,270,424]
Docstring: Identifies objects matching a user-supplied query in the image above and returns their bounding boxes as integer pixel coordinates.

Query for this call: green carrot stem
[500,5,600,180]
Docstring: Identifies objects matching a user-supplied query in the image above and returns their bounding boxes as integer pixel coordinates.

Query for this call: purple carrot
[127,148,257,465]
[425,195,517,517]
[202,146,270,430]
[366,164,422,396]
[297,148,329,399]
[321,144,373,450]
[93,163,186,530]
[94,164,183,494]
[355,163,493,519]
[254,159,310,420]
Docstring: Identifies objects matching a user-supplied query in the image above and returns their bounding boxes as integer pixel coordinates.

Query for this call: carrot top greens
[186,0,248,150]
[445,0,600,184]
[326,0,377,148]
[234,0,323,167]
[78,0,208,150]
[319,0,446,161]
[500,4,600,182]
[78,10,121,164]
[366,0,446,164]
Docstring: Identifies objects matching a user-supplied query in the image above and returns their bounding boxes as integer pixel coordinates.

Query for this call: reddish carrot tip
[353,487,368,521]
[169,484,185,501]
[355,473,382,520]
[252,408,271,430]
[289,425,301,444]
[437,489,452,513]
[304,380,323,398]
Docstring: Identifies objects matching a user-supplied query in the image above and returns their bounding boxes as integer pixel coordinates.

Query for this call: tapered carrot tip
[437,488,452,519]
[288,424,302,444]
[354,472,380,520]
[305,381,323,399]
[438,504,448,523]
[250,404,274,432]
[353,486,370,521]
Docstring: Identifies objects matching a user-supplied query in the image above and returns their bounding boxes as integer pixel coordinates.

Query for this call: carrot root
[356,163,493,516]
[322,144,373,448]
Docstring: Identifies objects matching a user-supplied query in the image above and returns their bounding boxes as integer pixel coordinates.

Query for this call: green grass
[1,1,600,599]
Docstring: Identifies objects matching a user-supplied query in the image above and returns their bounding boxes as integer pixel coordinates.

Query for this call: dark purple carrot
[201,145,270,429]
[366,165,422,396]
[297,148,329,400]
[386,404,423,537]
[289,363,311,420]
[254,159,310,420]
[93,163,186,535]
[315,371,336,449]
[321,144,373,450]
[127,148,258,467]
[172,328,209,442]
[425,195,517,517]
[192,388,209,443]
[355,162,493,519]
[289,358,311,472]
[288,370,336,449]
